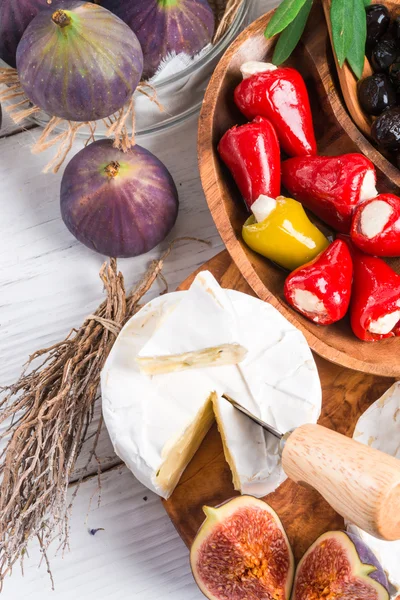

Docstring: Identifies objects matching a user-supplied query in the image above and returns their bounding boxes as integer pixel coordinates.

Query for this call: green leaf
[363,0,371,6]
[265,0,308,39]
[347,0,367,79]
[330,0,354,68]
[272,0,313,65]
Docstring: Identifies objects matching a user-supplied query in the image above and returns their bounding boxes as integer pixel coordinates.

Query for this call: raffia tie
[0,0,242,172]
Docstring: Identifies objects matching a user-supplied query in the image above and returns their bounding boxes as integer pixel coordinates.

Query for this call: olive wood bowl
[321,0,400,143]
[198,2,400,378]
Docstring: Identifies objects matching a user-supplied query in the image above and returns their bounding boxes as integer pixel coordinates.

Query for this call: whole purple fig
[16,2,143,121]
[101,0,215,79]
[0,0,59,68]
[60,139,179,258]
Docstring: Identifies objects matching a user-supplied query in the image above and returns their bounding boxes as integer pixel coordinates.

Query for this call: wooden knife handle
[282,423,400,541]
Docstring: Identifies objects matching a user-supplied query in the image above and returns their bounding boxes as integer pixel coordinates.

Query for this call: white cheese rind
[102,272,322,499]
[359,169,378,203]
[251,195,277,223]
[241,61,278,79]
[361,200,393,239]
[350,382,400,593]
[138,271,238,358]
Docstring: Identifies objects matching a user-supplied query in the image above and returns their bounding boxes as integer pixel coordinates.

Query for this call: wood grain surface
[198,2,400,378]
[163,251,395,563]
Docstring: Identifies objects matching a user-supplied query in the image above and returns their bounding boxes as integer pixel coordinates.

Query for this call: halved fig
[190,496,294,600]
[292,531,390,600]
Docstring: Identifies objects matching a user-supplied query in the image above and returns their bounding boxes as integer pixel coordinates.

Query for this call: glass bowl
[32,0,253,141]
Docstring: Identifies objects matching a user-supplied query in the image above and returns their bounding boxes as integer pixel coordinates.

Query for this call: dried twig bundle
[0,238,207,589]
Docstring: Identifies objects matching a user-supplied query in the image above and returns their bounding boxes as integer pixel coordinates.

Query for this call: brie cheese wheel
[102,271,321,499]
[349,382,400,594]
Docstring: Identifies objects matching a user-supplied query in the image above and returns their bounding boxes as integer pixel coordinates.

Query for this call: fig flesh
[0,0,57,68]
[60,139,179,258]
[292,531,390,600]
[190,496,294,600]
[16,2,143,121]
[101,0,215,80]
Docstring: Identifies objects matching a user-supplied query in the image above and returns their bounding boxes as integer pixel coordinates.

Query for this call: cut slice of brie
[136,343,248,375]
[101,271,321,499]
[212,394,286,497]
[349,382,400,593]
[137,271,240,358]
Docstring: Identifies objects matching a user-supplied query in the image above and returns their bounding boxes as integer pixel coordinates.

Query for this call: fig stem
[158,0,180,7]
[52,10,72,28]
[202,506,219,522]
[104,161,120,179]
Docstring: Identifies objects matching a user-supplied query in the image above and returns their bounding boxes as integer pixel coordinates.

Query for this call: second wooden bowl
[198,3,400,378]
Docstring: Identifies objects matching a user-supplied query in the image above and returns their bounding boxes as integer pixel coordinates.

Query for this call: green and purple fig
[101,0,215,79]
[60,139,179,258]
[292,531,390,600]
[16,2,143,121]
[0,0,59,68]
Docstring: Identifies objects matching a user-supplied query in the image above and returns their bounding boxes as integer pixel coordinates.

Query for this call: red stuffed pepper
[234,62,317,157]
[346,242,400,341]
[281,154,378,233]
[284,239,353,325]
[218,116,280,210]
[350,193,400,256]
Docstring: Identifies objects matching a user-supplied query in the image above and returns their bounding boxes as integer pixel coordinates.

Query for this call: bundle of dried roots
[0,238,207,589]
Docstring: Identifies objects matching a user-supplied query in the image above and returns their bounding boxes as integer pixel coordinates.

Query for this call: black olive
[371,39,398,71]
[358,74,397,115]
[389,61,400,91]
[394,15,400,42]
[371,107,400,149]
[366,4,391,47]
[379,30,396,45]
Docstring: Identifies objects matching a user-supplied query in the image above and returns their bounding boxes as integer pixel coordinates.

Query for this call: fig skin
[190,496,294,600]
[0,0,57,68]
[60,139,179,258]
[100,0,215,80]
[16,2,143,122]
[292,531,389,600]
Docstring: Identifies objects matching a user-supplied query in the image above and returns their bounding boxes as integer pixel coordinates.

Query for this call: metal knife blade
[222,394,283,440]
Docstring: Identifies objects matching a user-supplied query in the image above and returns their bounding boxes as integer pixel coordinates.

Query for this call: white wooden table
[0,2,276,596]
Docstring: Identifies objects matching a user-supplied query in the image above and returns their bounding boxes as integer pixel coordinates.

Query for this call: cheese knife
[222,394,400,541]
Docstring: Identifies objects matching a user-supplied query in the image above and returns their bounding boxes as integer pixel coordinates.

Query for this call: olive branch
[265,0,370,80]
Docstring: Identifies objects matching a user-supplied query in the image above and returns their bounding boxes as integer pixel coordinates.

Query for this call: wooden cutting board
[163,251,395,563]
